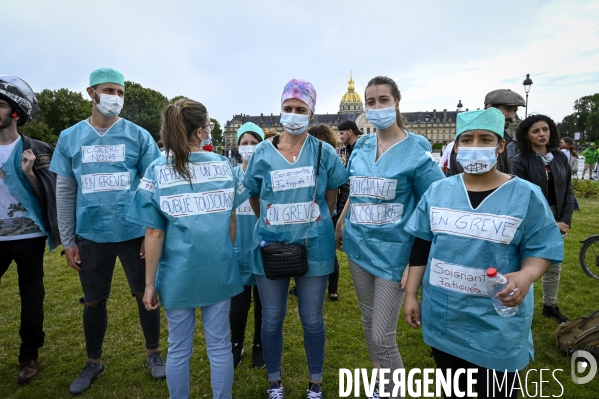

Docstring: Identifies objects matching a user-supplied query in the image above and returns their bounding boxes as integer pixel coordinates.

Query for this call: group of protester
[0,68,572,399]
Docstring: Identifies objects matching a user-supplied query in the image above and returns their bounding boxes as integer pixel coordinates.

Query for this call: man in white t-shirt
[0,75,60,384]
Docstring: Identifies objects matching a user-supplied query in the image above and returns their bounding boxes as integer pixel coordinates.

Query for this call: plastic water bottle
[485,267,518,317]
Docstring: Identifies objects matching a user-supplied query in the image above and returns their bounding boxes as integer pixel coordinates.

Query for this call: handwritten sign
[139,177,156,193]
[349,203,403,225]
[81,145,125,163]
[81,172,130,194]
[155,161,232,188]
[350,176,397,200]
[429,258,488,296]
[265,201,321,225]
[271,166,314,192]
[236,199,255,216]
[430,207,522,244]
[160,188,234,217]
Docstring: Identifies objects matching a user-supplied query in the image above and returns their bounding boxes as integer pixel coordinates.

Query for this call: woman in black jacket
[511,114,573,323]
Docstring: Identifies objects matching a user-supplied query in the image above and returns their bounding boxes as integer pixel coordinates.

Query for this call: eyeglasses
[203,122,215,131]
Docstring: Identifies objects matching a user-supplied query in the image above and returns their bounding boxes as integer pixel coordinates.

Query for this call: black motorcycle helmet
[0,75,38,126]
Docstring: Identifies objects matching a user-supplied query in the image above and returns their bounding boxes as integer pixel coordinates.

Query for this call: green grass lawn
[1,199,598,398]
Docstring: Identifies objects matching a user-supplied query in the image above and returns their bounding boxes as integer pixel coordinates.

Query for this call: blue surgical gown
[404,175,564,371]
[243,135,349,276]
[49,118,160,243]
[126,152,248,309]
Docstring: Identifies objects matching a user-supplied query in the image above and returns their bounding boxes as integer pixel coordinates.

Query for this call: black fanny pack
[260,140,322,280]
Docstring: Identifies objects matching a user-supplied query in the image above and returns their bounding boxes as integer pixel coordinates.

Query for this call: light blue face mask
[456,146,499,174]
[280,112,309,136]
[365,106,397,130]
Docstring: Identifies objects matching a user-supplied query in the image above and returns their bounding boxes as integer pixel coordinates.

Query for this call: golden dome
[340,71,362,105]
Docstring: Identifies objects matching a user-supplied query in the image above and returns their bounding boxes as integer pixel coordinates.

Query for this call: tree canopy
[558,93,599,143]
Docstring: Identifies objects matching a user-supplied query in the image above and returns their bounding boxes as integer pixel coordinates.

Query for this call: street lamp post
[424,112,430,140]
[456,101,463,138]
[523,74,533,118]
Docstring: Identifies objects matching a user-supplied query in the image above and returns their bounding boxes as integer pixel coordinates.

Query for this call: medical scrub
[404,175,564,372]
[242,134,348,382]
[342,131,445,381]
[126,151,247,399]
[50,118,159,243]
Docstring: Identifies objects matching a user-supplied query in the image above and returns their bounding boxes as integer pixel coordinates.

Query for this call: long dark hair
[160,99,208,184]
[365,76,406,129]
[515,114,559,153]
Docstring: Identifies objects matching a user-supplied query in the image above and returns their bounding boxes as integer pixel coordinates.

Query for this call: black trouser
[76,237,160,359]
[432,347,519,399]
[229,285,262,346]
[0,236,47,363]
[328,255,339,294]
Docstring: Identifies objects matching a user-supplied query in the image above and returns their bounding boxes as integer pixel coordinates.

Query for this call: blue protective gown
[242,135,349,276]
[343,132,445,281]
[49,119,160,243]
[1,138,48,245]
[404,175,564,371]
[126,152,248,309]
[233,166,257,286]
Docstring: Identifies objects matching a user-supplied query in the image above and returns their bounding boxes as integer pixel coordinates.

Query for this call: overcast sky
[3,0,598,126]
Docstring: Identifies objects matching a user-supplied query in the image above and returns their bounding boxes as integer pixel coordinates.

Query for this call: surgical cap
[237,122,265,141]
[456,108,505,139]
[281,79,317,114]
[90,68,125,87]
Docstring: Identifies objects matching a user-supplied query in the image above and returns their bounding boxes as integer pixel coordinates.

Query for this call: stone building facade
[223,73,463,147]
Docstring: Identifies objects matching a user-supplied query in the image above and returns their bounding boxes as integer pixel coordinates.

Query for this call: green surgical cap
[237,122,265,141]
[456,108,505,139]
[89,68,125,87]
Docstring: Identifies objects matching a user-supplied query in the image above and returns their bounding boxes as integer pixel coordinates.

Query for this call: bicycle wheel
[579,236,599,280]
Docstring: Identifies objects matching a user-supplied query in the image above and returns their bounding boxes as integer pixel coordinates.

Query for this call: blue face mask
[280,112,310,136]
[456,146,499,174]
[366,106,397,130]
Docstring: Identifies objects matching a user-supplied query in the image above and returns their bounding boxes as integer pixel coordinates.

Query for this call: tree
[120,81,169,140]
[211,118,223,147]
[559,93,599,141]
[20,88,91,145]
[169,95,189,104]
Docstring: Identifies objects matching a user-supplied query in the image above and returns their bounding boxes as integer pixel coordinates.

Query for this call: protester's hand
[21,149,36,176]
[403,295,421,328]
[497,271,534,307]
[557,222,569,235]
[64,245,82,271]
[335,224,344,252]
[143,285,159,311]
[140,238,146,259]
[401,267,409,289]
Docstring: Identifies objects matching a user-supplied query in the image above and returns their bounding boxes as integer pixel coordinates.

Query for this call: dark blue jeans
[76,236,160,359]
[0,236,46,363]
[256,274,328,382]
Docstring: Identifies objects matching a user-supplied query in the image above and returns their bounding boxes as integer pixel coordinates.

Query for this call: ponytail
[160,99,209,185]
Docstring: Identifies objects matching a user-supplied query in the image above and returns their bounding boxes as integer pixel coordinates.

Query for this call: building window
[367,127,371,134]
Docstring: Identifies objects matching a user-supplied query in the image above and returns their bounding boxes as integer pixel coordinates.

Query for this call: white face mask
[280,112,310,136]
[238,145,256,162]
[93,90,124,118]
[456,146,499,174]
